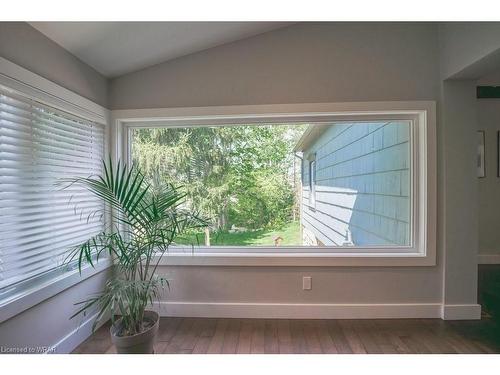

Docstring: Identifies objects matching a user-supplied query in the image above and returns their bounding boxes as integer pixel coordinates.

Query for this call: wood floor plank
[162,318,196,353]
[369,320,399,354]
[302,320,322,354]
[387,334,412,354]
[157,317,184,342]
[264,320,280,354]
[93,323,111,340]
[237,319,253,353]
[250,319,265,353]
[277,319,293,354]
[399,334,432,354]
[73,317,500,354]
[222,319,241,354]
[200,318,218,337]
[74,338,111,354]
[289,319,308,353]
[327,320,354,354]
[179,318,206,351]
[352,320,382,354]
[473,340,497,354]
[192,319,218,354]
[191,337,211,354]
[337,320,367,354]
[313,320,338,354]
[206,319,229,354]
[413,319,457,354]
[428,320,482,354]
[105,345,117,354]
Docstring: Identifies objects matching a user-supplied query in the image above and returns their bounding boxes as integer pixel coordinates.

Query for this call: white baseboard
[154,301,443,319]
[478,254,500,264]
[441,304,481,320]
[50,312,106,354]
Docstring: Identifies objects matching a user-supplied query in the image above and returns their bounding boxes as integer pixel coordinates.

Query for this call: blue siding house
[294,121,412,247]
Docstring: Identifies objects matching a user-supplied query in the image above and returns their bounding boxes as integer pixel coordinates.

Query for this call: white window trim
[0,57,112,321]
[307,155,317,209]
[112,101,436,267]
[0,58,108,125]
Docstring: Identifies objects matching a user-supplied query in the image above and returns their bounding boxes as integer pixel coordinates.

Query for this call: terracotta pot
[110,311,159,354]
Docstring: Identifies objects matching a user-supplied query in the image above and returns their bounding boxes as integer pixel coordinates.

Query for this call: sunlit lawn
[175,221,301,247]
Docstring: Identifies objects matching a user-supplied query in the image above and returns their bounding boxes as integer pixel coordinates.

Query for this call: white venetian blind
[0,85,105,292]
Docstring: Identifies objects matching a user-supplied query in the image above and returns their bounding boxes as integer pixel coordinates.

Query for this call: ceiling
[29,22,292,78]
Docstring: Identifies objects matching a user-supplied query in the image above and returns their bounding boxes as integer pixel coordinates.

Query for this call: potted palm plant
[64,159,205,353]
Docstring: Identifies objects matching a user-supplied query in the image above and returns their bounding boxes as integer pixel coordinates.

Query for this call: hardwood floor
[73,317,500,354]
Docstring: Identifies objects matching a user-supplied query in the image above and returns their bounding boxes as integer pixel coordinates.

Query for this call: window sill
[0,259,112,324]
[155,251,436,267]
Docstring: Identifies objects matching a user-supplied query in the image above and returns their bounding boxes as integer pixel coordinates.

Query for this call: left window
[0,85,105,297]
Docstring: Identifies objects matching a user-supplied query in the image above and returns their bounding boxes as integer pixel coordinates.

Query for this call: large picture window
[0,85,105,297]
[119,102,435,265]
[129,119,415,251]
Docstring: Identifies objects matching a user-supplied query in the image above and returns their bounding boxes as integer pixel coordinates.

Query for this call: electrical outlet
[303,276,312,290]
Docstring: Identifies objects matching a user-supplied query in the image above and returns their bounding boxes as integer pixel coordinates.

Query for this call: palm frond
[64,159,207,334]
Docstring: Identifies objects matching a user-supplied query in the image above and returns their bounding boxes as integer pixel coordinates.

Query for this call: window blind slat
[0,109,103,143]
[0,88,104,132]
[0,163,103,177]
[0,204,103,227]
[1,226,103,262]
[0,113,104,139]
[1,127,105,153]
[0,194,99,203]
[1,223,103,258]
[1,216,102,242]
[0,87,105,289]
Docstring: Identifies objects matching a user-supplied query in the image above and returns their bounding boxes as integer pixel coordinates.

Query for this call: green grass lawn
[175,221,301,246]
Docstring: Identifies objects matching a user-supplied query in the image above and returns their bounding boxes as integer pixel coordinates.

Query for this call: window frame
[0,57,111,322]
[113,101,436,267]
[307,155,317,209]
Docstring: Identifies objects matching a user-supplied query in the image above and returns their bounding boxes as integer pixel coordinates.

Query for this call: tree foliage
[132,124,306,231]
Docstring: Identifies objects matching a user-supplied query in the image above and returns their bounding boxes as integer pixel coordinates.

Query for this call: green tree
[131,124,306,232]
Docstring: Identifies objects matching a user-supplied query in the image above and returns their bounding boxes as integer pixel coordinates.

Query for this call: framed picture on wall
[478,130,486,178]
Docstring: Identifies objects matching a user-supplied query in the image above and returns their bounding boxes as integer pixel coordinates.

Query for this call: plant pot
[110,311,160,354]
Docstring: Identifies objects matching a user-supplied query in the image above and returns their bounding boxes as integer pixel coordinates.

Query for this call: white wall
[110,22,439,109]
[0,23,111,353]
[157,264,442,304]
[439,23,500,80]
[111,22,446,317]
[0,268,110,353]
[112,22,495,319]
[440,80,480,317]
[0,22,108,107]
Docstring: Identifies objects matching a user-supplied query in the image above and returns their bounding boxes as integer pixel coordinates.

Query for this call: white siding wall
[301,121,411,246]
